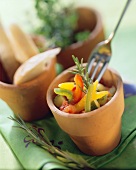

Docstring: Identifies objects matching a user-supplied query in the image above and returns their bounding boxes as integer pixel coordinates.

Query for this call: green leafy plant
[32,0,90,49]
[9,115,94,170]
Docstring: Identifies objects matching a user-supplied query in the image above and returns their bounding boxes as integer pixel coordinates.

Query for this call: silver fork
[87,0,132,82]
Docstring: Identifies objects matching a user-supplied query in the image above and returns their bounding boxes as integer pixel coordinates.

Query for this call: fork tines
[87,53,110,82]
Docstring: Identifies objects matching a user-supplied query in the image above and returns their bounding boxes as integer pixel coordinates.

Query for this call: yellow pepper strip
[84,80,108,112]
[92,80,98,99]
[92,80,109,100]
[74,94,86,113]
[58,82,75,90]
[94,91,109,100]
[72,74,84,103]
[54,88,73,102]
[94,100,100,108]
[85,83,93,112]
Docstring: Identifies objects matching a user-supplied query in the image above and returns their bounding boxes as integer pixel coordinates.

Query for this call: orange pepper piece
[72,74,84,103]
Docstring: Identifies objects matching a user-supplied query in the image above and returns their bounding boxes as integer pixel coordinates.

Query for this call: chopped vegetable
[54,88,73,102]
[98,95,108,106]
[72,74,84,103]
[91,100,100,110]
[85,83,93,112]
[54,74,113,114]
[58,82,75,90]
[54,95,66,108]
[97,83,107,91]
[62,94,86,114]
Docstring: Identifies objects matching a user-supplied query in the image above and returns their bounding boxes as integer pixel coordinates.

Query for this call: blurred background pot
[0,57,56,122]
[47,64,124,156]
[32,6,105,70]
[57,7,105,69]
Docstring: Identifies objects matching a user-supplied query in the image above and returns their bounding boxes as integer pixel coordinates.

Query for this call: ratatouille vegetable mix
[54,56,116,114]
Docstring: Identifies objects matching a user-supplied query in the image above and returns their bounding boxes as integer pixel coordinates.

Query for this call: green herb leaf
[70,55,92,91]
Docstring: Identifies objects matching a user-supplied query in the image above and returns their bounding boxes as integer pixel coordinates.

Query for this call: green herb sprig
[28,0,90,49]
[34,0,77,48]
[70,55,92,92]
[9,115,94,170]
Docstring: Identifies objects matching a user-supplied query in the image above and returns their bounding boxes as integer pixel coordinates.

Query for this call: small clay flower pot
[0,57,56,122]
[57,7,105,69]
[47,65,125,156]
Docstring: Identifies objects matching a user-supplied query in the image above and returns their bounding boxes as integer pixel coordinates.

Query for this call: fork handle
[108,0,132,42]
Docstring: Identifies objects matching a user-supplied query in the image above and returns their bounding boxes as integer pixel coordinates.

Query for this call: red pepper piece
[72,74,84,104]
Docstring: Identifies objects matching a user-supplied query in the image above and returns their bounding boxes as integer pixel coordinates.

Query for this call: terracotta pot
[0,57,56,122]
[47,64,125,156]
[57,7,105,69]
